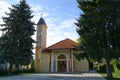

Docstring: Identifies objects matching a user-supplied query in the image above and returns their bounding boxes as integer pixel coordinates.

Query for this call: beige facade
[40,49,89,72]
[40,53,50,72]
[74,59,89,72]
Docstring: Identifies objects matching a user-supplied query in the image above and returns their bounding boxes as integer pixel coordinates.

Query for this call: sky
[0,0,82,47]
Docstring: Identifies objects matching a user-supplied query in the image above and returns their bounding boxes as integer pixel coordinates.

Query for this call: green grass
[112,64,120,80]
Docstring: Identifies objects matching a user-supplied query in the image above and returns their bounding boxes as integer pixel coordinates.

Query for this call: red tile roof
[46,38,79,50]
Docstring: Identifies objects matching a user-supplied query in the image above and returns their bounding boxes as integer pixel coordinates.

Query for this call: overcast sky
[0,0,82,47]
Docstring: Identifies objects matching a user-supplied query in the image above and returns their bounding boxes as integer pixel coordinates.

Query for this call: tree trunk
[15,64,20,72]
[88,60,91,72]
[8,64,12,75]
[106,60,113,80]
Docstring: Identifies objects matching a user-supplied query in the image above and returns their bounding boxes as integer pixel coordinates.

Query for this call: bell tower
[35,16,47,72]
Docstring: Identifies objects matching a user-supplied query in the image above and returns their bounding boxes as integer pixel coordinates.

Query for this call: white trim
[67,59,69,72]
[56,53,69,72]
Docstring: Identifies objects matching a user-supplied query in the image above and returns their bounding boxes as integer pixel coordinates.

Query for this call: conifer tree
[75,0,120,79]
[1,0,35,74]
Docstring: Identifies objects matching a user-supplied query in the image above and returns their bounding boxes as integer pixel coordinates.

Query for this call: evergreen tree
[75,37,91,70]
[75,0,120,79]
[1,0,35,74]
[0,37,4,63]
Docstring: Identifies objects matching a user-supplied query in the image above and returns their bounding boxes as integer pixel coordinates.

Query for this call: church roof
[46,38,79,50]
[37,17,46,25]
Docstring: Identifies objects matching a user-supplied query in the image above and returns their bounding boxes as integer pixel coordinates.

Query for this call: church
[35,17,89,72]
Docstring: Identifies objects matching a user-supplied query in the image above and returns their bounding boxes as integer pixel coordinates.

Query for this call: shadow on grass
[98,71,120,80]
[97,63,120,80]
[113,78,120,80]
[0,69,36,77]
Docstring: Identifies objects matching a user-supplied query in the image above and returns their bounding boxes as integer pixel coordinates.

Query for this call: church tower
[35,16,47,72]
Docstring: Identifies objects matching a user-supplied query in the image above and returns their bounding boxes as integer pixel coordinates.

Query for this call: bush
[0,69,7,76]
[99,65,114,73]
[31,60,35,72]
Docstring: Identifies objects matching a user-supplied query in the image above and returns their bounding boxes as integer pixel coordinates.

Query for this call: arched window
[58,54,66,59]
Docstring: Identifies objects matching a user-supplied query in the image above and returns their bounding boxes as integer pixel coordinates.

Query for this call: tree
[75,0,120,79]
[75,37,91,70]
[0,37,5,63]
[0,0,35,74]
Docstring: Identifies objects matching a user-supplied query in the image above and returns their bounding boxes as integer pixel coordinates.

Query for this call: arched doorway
[58,54,67,72]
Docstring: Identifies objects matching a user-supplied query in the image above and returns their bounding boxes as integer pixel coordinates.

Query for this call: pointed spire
[37,14,46,25]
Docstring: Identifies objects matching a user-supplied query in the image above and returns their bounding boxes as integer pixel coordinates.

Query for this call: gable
[46,38,79,50]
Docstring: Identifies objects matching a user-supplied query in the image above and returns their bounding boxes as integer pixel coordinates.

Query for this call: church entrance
[58,54,67,72]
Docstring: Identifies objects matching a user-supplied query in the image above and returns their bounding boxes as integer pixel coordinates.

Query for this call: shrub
[0,69,7,76]
[99,65,114,73]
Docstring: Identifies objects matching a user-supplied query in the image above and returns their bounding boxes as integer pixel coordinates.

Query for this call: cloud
[0,0,11,37]
[0,1,11,24]
[0,0,79,48]
[60,19,75,28]
[30,3,49,24]
[16,0,20,2]
[30,3,49,18]
[46,18,79,47]
[31,4,42,13]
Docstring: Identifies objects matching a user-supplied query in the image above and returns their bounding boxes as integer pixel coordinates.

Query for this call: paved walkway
[0,71,106,80]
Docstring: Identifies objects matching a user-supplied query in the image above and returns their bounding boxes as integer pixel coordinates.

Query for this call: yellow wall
[40,49,71,72]
[35,47,41,72]
[40,49,89,72]
[40,53,50,72]
[74,59,89,72]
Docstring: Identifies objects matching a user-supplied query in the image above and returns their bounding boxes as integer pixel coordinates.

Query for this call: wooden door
[58,54,66,72]
[58,61,66,72]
